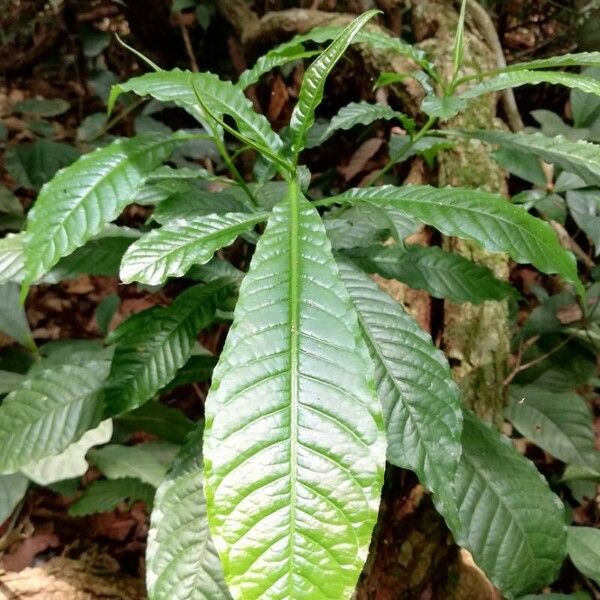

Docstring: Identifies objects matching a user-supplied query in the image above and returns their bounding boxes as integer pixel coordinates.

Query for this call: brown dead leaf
[339,138,383,182]
[88,513,135,541]
[267,76,289,122]
[1,533,60,572]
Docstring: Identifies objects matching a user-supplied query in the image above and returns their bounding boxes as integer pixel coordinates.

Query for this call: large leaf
[147,427,231,600]
[452,411,566,597]
[567,527,600,585]
[90,441,179,487]
[104,281,228,416]
[69,477,155,517]
[22,419,113,486]
[337,258,462,529]
[0,352,111,474]
[306,101,414,148]
[332,184,582,295]
[23,134,182,287]
[463,130,600,188]
[120,213,268,285]
[109,70,284,156]
[344,244,515,304]
[0,473,28,524]
[203,183,386,599]
[506,386,597,467]
[288,11,379,157]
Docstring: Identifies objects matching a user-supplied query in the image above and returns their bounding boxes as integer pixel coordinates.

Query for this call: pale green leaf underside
[452,411,566,597]
[464,130,600,188]
[204,188,386,600]
[147,427,231,600]
[68,477,155,517]
[289,11,379,157]
[0,234,24,284]
[567,526,600,585]
[120,212,268,285]
[104,281,228,416]
[460,70,600,103]
[90,441,179,487]
[23,419,113,486]
[344,244,515,304]
[0,282,33,349]
[337,258,461,530]
[306,101,414,148]
[0,357,110,474]
[507,386,597,467]
[333,184,582,295]
[0,473,28,524]
[23,134,181,285]
[109,70,284,154]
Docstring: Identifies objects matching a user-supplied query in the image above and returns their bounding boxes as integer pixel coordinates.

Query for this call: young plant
[1,8,600,600]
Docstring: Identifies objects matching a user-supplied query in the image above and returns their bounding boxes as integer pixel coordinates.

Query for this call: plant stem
[90,97,146,142]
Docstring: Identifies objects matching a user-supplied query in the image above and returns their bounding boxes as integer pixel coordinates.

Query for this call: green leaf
[507,386,597,467]
[23,133,183,287]
[0,370,25,394]
[344,244,516,304]
[571,67,600,127]
[332,184,583,295]
[462,130,600,188]
[104,281,228,416]
[238,44,320,89]
[452,0,468,80]
[337,258,461,530]
[14,97,70,117]
[0,473,28,524]
[161,354,218,392]
[306,101,414,148]
[109,70,284,156]
[520,594,591,600]
[147,427,231,600]
[459,70,600,103]
[421,94,466,120]
[5,139,80,190]
[22,419,113,486]
[288,10,379,157]
[204,182,386,599]
[452,411,567,597]
[0,283,34,349]
[120,213,268,285]
[566,190,600,254]
[500,51,600,72]
[117,402,194,444]
[567,527,600,585]
[0,353,111,474]
[68,477,155,517]
[90,441,179,487]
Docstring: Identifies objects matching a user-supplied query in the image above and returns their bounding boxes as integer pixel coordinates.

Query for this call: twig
[179,21,199,72]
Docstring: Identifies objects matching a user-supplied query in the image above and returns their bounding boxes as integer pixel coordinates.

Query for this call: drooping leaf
[161,354,218,392]
[0,473,28,524]
[332,184,582,295]
[462,130,600,188]
[288,10,379,157]
[147,427,231,600]
[506,386,597,467]
[109,70,284,157]
[203,182,386,599]
[68,477,155,517]
[344,244,516,304]
[337,258,462,529]
[120,213,268,285]
[104,281,229,416]
[306,101,414,148]
[22,420,113,486]
[23,134,184,287]
[90,441,179,487]
[459,71,600,105]
[451,411,567,597]
[117,402,194,444]
[0,352,111,474]
[0,283,34,349]
[567,527,600,585]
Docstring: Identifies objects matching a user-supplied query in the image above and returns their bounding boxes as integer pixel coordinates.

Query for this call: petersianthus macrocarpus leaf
[337,258,462,530]
[331,184,583,296]
[203,181,386,600]
[0,352,111,474]
[120,212,268,285]
[288,10,379,158]
[451,411,567,597]
[147,426,232,600]
[104,281,229,417]
[22,133,184,289]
